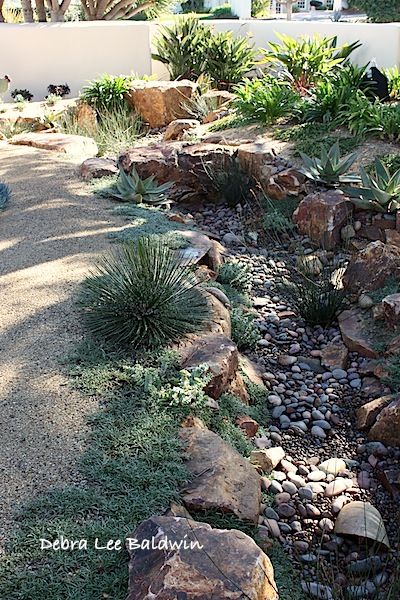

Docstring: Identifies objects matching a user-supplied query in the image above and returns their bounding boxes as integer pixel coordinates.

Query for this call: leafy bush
[234,77,301,124]
[80,237,209,348]
[262,34,361,92]
[203,150,254,206]
[281,262,346,326]
[344,159,400,213]
[152,17,255,90]
[231,307,260,350]
[102,166,173,205]
[0,181,11,211]
[217,261,251,292]
[300,141,359,186]
[208,3,237,18]
[351,0,400,22]
[11,88,33,101]
[80,74,132,114]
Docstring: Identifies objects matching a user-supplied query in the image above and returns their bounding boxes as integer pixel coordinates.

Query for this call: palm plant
[80,237,209,348]
[262,34,361,93]
[0,181,11,211]
[107,167,173,205]
[343,159,400,213]
[300,141,360,186]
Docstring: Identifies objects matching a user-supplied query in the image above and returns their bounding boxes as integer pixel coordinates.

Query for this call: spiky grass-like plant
[81,237,209,348]
[217,261,251,292]
[0,181,11,211]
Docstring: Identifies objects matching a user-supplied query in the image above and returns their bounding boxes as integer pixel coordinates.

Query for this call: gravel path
[0,143,124,545]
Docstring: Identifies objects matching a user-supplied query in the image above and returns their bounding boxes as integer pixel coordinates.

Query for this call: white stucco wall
[0,20,399,101]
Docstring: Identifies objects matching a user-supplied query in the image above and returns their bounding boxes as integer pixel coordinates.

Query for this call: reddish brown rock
[321,341,349,370]
[79,157,118,180]
[356,396,393,429]
[74,101,97,130]
[126,516,278,600]
[203,107,230,124]
[240,355,265,389]
[182,334,238,399]
[343,241,400,293]
[382,293,400,325]
[237,141,275,182]
[163,118,200,141]
[266,168,305,200]
[236,414,259,438]
[385,229,400,249]
[228,372,250,404]
[126,80,197,128]
[204,293,231,337]
[10,131,98,157]
[250,447,285,473]
[338,308,378,359]
[293,190,352,250]
[180,422,261,522]
[368,396,400,446]
[202,89,235,107]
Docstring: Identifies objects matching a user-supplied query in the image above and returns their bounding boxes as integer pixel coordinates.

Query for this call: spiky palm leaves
[81,238,209,348]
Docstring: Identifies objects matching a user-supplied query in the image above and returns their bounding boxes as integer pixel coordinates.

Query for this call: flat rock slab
[126,516,278,600]
[10,132,98,158]
[356,396,393,430]
[338,308,378,359]
[180,423,261,522]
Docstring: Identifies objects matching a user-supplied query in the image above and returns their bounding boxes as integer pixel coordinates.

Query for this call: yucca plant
[80,237,209,348]
[262,34,361,93]
[0,181,11,211]
[281,261,346,327]
[108,167,173,205]
[343,159,400,213]
[300,141,360,186]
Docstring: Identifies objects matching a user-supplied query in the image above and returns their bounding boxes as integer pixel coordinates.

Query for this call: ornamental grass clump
[81,237,209,348]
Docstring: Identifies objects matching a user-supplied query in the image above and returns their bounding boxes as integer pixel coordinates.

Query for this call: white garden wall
[0,20,399,101]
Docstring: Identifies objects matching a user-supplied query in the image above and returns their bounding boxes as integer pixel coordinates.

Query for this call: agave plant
[0,181,11,211]
[111,167,173,205]
[80,237,209,348]
[300,142,360,186]
[343,159,400,213]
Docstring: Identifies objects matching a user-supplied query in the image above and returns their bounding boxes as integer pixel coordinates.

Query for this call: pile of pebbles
[189,202,399,599]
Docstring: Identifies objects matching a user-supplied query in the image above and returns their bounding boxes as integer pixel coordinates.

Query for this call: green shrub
[231,307,260,350]
[344,158,400,213]
[80,237,209,348]
[252,0,269,17]
[300,141,359,186]
[0,181,11,211]
[351,0,400,22]
[281,262,347,326]
[208,3,237,18]
[385,66,400,100]
[345,93,400,141]
[80,74,132,114]
[216,261,251,292]
[234,77,301,124]
[262,34,361,92]
[154,365,211,419]
[152,17,255,90]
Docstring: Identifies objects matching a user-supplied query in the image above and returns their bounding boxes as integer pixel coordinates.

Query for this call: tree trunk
[286,1,292,20]
[22,0,34,22]
[36,0,47,21]
[46,0,72,21]
[0,0,4,22]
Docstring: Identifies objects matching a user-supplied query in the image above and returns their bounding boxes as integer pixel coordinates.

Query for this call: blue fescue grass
[0,181,11,211]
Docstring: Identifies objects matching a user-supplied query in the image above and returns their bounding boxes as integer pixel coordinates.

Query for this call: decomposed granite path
[0,143,125,546]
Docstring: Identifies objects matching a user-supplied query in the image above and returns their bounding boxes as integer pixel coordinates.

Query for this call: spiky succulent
[0,181,11,210]
[216,261,251,292]
[343,159,400,213]
[80,237,209,348]
[300,141,360,186]
[111,167,173,205]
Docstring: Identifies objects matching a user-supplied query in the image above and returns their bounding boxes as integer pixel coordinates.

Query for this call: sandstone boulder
[368,396,400,446]
[266,168,305,200]
[163,118,200,141]
[74,101,97,130]
[180,422,261,522]
[382,293,400,325]
[321,342,349,370]
[126,80,197,128]
[10,132,98,158]
[343,241,400,293]
[250,446,285,473]
[202,89,235,107]
[240,355,265,388]
[79,157,118,180]
[126,516,278,600]
[338,308,378,359]
[182,334,238,399]
[237,141,275,182]
[356,396,393,430]
[292,190,352,250]
[204,293,231,337]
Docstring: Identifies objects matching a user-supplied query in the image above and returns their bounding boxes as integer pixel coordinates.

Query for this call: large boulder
[338,308,378,359]
[182,334,238,399]
[368,396,400,447]
[292,190,352,250]
[237,141,276,182]
[10,132,98,158]
[382,293,400,325]
[343,241,400,294]
[126,80,197,128]
[180,421,261,522]
[356,396,393,430]
[126,516,278,600]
